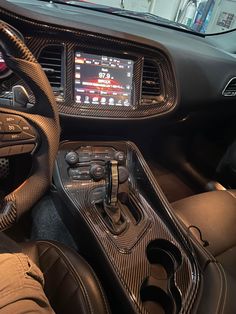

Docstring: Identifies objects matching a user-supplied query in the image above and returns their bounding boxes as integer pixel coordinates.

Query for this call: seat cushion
[21,240,110,314]
[172,190,236,257]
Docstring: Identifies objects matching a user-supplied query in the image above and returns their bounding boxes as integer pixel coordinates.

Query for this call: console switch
[65,151,79,166]
[90,164,105,181]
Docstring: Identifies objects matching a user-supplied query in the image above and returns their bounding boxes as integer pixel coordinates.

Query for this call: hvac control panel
[65,146,128,183]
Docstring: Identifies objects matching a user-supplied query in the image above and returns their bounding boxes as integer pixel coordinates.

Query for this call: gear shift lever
[103,160,122,225]
[106,160,119,206]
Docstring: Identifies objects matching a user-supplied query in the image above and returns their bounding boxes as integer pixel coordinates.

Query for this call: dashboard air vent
[38,45,64,97]
[222,77,236,97]
[142,58,162,101]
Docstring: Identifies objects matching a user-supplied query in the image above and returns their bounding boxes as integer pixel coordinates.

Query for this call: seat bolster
[172,190,236,256]
[21,240,110,314]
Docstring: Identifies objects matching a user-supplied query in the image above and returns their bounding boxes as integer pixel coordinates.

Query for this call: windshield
[54,0,236,35]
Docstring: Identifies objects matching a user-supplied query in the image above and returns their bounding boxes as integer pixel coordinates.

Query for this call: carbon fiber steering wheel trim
[0,21,60,230]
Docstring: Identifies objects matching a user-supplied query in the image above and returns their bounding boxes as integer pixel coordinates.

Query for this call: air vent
[142,58,162,101]
[38,45,64,97]
[222,77,236,97]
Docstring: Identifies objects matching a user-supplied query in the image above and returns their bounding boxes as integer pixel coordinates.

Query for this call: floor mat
[30,195,79,251]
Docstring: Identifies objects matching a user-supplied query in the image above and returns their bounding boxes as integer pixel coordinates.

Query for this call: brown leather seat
[172,190,236,278]
[20,240,110,314]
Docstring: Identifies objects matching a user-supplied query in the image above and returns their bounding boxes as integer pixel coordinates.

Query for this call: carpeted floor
[30,195,79,251]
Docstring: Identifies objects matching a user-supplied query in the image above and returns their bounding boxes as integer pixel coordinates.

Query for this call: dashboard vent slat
[222,77,236,97]
[38,45,64,96]
[142,58,162,103]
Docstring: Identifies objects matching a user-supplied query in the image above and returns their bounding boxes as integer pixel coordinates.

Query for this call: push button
[2,133,22,141]
[0,115,21,125]
[18,120,35,136]
[0,144,35,157]
[4,124,22,134]
[2,132,34,142]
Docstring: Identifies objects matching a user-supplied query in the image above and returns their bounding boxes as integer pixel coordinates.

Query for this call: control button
[18,120,35,136]
[118,166,129,183]
[69,169,91,180]
[0,144,35,157]
[78,147,92,162]
[65,151,79,166]
[90,164,105,181]
[0,115,21,125]
[2,133,22,141]
[69,168,91,180]
[114,151,125,163]
[2,132,34,142]
[4,123,22,134]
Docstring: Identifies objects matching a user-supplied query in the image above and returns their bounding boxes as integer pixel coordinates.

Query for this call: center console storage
[53,141,200,313]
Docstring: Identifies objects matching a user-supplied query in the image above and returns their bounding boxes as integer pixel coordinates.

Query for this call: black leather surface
[21,240,110,314]
[172,190,236,279]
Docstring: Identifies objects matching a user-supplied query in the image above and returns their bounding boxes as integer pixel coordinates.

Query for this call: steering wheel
[0,21,60,230]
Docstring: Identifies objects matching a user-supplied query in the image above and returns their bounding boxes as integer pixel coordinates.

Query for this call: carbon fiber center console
[53,141,200,313]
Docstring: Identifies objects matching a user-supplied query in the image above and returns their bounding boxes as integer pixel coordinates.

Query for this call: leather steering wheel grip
[0,21,60,230]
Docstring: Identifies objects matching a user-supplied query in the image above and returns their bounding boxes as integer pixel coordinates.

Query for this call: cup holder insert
[146,239,182,277]
[140,239,183,313]
[140,283,175,314]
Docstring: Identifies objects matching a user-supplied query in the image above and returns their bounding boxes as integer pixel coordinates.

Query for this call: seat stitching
[38,246,52,259]
[38,241,110,314]
[43,255,62,276]
[37,241,95,314]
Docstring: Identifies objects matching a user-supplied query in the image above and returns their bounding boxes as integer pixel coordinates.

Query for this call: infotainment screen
[74,52,134,107]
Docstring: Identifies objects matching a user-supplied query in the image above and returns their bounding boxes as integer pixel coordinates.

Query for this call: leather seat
[172,190,236,278]
[20,240,110,314]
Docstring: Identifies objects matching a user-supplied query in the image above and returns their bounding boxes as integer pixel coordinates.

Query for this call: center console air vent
[38,45,64,98]
[142,58,162,103]
[222,77,236,97]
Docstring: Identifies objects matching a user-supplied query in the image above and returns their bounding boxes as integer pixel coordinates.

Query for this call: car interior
[0,0,236,313]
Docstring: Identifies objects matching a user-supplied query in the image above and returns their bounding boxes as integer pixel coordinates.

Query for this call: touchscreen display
[74,52,134,107]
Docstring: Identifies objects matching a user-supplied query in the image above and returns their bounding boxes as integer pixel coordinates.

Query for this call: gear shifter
[103,160,121,224]
[101,160,127,233]
[106,160,119,206]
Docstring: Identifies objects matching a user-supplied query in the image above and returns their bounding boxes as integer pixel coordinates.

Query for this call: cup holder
[141,283,174,314]
[146,239,182,279]
[140,239,182,314]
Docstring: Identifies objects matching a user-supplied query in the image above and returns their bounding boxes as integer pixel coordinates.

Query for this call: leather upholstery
[172,190,236,277]
[20,240,110,314]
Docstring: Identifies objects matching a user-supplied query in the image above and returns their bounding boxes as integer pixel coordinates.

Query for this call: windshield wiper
[38,0,203,36]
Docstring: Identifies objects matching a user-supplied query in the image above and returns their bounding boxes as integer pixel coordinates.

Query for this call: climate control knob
[65,151,79,166]
[90,164,105,181]
[114,151,125,163]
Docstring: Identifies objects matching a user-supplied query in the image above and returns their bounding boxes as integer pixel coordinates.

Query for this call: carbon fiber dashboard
[54,141,200,313]
[0,7,177,120]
